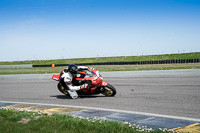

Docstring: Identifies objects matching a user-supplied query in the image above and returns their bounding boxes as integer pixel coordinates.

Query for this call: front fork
[97,81,108,92]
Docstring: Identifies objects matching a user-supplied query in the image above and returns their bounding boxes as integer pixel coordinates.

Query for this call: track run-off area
[0,69,200,131]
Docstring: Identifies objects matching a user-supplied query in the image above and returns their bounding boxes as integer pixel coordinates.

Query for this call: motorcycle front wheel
[101,83,116,96]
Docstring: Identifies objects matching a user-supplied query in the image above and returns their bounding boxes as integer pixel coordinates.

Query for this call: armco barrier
[32,58,200,67]
[0,64,33,69]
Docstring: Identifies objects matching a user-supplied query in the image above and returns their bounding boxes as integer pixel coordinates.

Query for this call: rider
[59,64,88,99]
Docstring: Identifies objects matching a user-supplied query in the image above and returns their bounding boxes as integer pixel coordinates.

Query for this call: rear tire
[101,83,116,96]
[57,82,68,95]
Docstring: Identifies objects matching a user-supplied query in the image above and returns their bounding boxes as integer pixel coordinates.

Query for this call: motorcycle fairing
[101,81,108,86]
[52,74,60,81]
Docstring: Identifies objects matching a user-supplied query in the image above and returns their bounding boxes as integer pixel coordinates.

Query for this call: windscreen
[86,70,96,77]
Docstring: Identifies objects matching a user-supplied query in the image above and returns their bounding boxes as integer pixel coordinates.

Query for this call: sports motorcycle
[52,67,116,97]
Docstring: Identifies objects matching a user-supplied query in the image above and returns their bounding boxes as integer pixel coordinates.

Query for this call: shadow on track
[50,94,106,99]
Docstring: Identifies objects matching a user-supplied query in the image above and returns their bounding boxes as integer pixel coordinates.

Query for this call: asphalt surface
[0,69,200,120]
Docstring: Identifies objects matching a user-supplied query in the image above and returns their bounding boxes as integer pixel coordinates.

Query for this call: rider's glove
[80,83,88,90]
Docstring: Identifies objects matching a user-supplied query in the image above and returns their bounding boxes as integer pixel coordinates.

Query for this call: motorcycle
[52,66,116,97]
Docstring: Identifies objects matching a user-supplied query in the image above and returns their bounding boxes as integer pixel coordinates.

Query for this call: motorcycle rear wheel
[57,82,69,95]
[101,83,116,96]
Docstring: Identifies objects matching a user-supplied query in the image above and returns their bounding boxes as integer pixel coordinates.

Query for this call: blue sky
[0,0,200,61]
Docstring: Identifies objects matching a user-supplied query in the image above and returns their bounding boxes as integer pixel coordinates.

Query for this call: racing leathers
[59,66,88,99]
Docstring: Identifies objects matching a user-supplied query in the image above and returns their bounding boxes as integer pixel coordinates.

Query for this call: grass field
[0,108,167,133]
[0,52,200,75]
[0,63,200,75]
[0,52,200,65]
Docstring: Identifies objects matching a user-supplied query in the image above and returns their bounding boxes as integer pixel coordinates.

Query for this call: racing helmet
[68,64,78,74]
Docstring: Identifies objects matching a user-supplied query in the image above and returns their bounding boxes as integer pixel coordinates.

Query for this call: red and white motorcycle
[52,67,116,98]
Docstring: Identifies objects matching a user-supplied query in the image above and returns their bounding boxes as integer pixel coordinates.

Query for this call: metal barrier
[32,59,200,67]
[0,64,33,69]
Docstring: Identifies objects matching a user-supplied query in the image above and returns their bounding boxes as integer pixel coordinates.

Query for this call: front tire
[101,83,116,96]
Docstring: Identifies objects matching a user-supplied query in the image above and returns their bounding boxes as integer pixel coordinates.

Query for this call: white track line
[1,101,200,122]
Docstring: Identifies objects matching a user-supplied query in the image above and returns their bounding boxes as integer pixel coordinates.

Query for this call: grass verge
[0,108,168,133]
[0,52,200,65]
[0,63,200,75]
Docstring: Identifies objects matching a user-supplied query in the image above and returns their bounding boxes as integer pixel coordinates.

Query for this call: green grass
[0,108,167,133]
[0,63,200,75]
[0,52,200,65]
[0,63,199,75]
[0,52,200,75]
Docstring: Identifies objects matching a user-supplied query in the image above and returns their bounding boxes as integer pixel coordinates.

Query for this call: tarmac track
[0,69,200,120]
